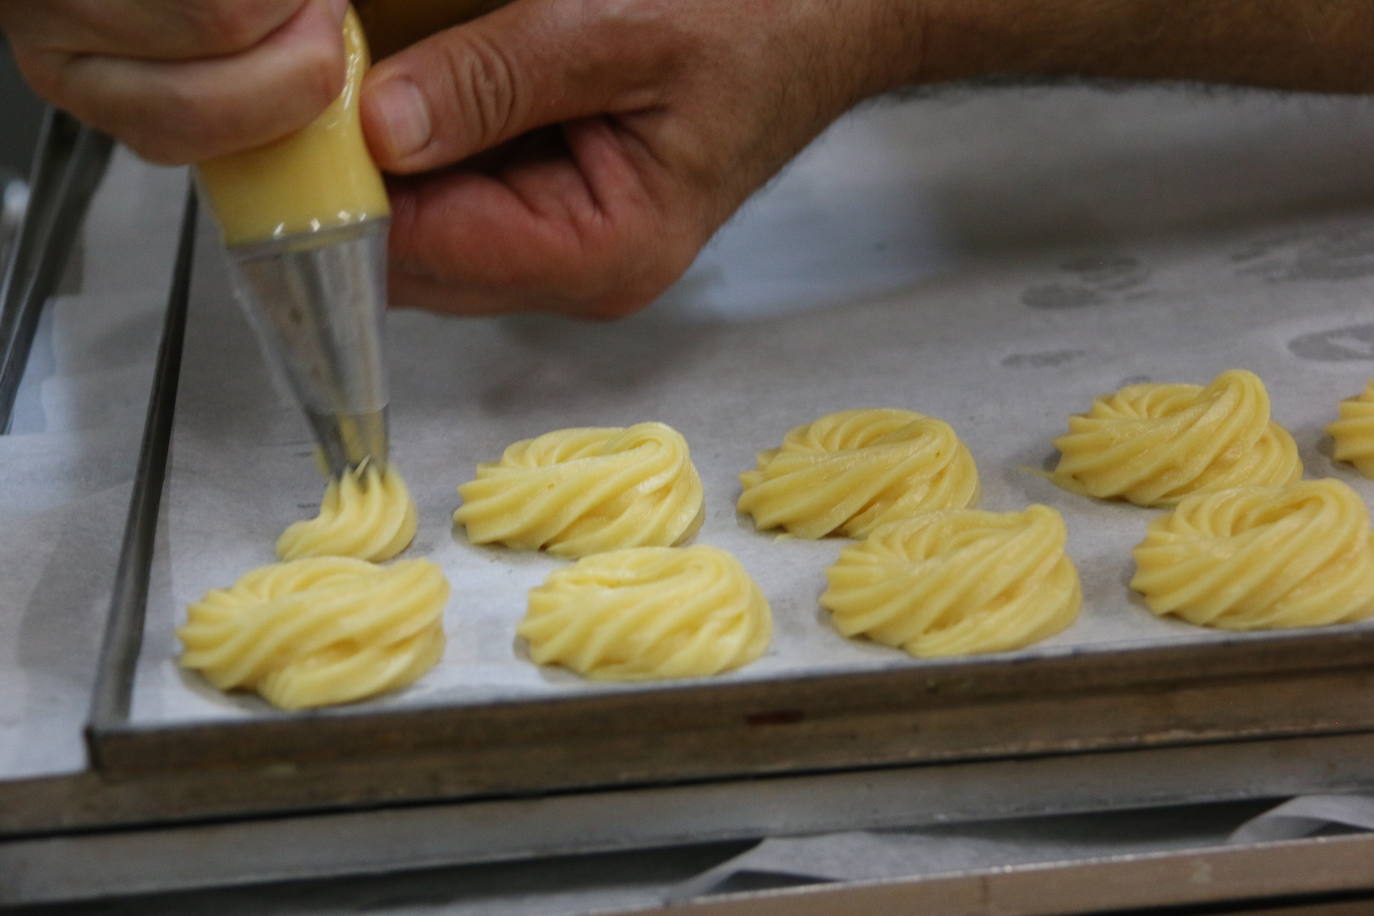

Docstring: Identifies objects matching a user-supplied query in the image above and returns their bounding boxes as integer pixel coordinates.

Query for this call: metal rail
[7,733,1374,906]
[87,189,196,731]
[0,109,113,431]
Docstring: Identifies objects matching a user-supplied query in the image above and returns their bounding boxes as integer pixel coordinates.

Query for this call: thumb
[361,0,673,174]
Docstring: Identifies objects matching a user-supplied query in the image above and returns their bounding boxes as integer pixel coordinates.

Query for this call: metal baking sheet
[89,90,1374,796]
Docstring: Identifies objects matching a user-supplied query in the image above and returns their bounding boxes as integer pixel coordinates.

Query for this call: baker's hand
[0,0,350,164]
[362,0,920,318]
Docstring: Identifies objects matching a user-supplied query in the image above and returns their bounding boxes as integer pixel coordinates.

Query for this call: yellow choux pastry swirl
[518,545,772,681]
[277,463,417,563]
[1329,379,1374,478]
[1131,479,1374,630]
[178,557,449,710]
[1053,369,1301,507]
[737,408,980,539]
[821,506,1081,657]
[454,422,705,558]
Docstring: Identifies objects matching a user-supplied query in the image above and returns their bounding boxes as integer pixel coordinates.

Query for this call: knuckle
[440,32,523,147]
[293,29,347,109]
[131,86,214,164]
[386,190,425,272]
[103,95,203,164]
[587,273,654,319]
[579,290,654,321]
[123,134,193,167]
[555,252,622,313]
[156,78,206,134]
[181,0,291,54]
[20,53,214,164]
[561,229,687,320]
[10,48,61,102]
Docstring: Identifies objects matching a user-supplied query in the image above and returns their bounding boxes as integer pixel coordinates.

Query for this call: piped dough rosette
[277,463,417,562]
[1053,369,1301,507]
[737,408,980,539]
[519,545,772,681]
[1328,379,1374,478]
[178,557,449,710]
[820,506,1081,657]
[1131,479,1374,630]
[454,422,705,558]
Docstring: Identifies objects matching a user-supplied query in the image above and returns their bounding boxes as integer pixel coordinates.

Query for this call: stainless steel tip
[225,218,390,476]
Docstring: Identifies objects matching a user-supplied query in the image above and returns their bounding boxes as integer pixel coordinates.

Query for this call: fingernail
[328,0,350,21]
[370,77,432,162]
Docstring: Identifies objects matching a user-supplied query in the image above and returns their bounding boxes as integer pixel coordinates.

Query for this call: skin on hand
[0,0,351,164]
[14,0,1374,320]
[361,0,923,319]
[359,0,1374,320]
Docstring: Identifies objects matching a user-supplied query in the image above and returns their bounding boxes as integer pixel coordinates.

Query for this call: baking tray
[85,97,1374,821]
[0,110,112,430]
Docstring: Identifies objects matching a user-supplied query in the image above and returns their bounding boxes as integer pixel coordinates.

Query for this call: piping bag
[196,7,390,477]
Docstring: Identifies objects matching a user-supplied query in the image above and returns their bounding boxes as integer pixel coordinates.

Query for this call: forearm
[880,0,1374,94]
[366,0,1374,319]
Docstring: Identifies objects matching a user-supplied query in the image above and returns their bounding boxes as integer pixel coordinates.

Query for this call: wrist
[876,0,1374,95]
[884,0,1069,88]
[845,0,1003,100]
[846,0,929,99]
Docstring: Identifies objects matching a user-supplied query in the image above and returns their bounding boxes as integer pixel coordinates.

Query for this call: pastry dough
[821,506,1081,657]
[454,422,705,558]
[738,408,979,539]
[1053,369,1301,507]
[519,545,771,680]
[1329,379,1374,478]
[198,8,389,246]
[277,463,417,562]
[1131,479,1374,630]
[178,557,449,710]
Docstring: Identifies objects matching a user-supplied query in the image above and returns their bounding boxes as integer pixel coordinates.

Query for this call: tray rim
[9,747,1374,907]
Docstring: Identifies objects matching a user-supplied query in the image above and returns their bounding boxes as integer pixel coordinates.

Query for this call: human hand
[0,0,351,164]
[362,0,922,318]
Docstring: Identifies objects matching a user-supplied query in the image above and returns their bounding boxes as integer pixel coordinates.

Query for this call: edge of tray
[0,112,113,431]
[84,190,1374,801]
[632,831,1374,916]
[86,188,195,733]
[8,767,1374,908]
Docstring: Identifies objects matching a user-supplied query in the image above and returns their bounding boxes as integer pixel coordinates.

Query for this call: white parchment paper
[1231,794,1374,843]
[127,88,1374,725]
[1,150,182,780]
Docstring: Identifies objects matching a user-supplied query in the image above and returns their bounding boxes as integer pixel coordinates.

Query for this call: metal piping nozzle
[226,219,390,477]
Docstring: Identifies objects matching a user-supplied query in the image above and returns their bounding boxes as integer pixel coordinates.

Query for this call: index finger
[3,0,330,60]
